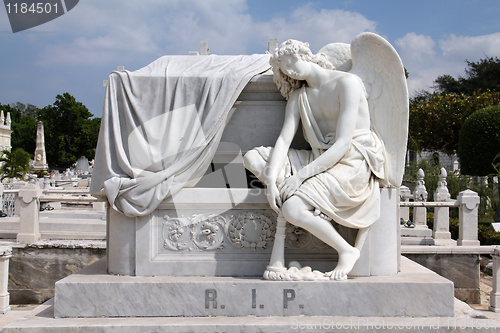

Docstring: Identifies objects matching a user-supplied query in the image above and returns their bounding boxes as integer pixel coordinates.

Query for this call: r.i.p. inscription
[204,288,304,311]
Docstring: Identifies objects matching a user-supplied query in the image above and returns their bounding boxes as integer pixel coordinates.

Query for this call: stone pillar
[0,183,4,213]
[32,121,48,172]
[0,247,11,314]
[369,187,399,276]
[457,190,480,246]
[413,168,428,228]
[107,206,136,275]
[491,247,500,312]
[200,41,209,55]
[268,39,278,53]
[399,185,411,223]
[433,168,454,245]
[43,175,50,189]
[16,184,42,243]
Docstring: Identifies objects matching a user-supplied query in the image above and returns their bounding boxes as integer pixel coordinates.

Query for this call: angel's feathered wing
[348,33,409,187]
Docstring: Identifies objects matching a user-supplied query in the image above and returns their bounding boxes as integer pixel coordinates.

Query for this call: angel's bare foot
[326,247,360,281]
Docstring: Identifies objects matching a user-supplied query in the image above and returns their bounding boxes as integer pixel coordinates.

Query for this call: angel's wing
[348,32,409,188]
[317,42,352,72]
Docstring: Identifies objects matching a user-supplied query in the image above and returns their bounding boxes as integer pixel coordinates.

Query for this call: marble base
[4,299,499,333]
[54,256,454,318]
[401,226,435,245]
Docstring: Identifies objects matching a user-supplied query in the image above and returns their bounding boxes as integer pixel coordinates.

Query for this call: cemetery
[0,34,498,332]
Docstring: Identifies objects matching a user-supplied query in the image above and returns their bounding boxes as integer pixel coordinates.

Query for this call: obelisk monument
[32,121,48,172]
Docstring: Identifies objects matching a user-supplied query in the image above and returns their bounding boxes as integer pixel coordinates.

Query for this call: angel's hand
[266,184,282,213]
[278,175,303,202]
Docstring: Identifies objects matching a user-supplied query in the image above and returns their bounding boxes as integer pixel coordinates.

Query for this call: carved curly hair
[270,40,333,100]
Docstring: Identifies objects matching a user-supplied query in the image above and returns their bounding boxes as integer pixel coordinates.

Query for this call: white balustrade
[433,168,454,245]
[413,168,428,228]
[490,246,500,312]
[400,168,481,247]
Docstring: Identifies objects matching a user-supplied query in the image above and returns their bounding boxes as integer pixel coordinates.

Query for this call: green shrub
[409,91,500,154]
[458,105,500,176]
[427,213,499,245]
[478,223,500,245]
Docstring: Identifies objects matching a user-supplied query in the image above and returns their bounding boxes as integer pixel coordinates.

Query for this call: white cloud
[439,33,500,61]
[256,4,377,52]
[34,1,378,66]
[395,32,500,95]
[395,33,435,62]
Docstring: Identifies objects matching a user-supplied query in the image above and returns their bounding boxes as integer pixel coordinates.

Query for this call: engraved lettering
[283,289,295,309]
[205,289,217,309]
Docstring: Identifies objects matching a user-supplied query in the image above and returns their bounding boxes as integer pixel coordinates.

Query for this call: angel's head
[270,39,333,100]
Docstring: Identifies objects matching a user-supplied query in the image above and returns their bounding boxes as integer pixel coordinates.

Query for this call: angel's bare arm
[266,90,301,184]
[265,90,300,210]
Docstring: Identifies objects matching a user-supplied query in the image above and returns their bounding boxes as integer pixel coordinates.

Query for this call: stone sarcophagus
[105,73,400,278]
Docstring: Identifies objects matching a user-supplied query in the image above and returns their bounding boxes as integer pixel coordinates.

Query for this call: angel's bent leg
[281,196,360,280]
[243,150,267,183]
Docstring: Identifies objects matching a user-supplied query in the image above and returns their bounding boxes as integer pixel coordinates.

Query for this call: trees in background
[458,105,500,176]
[409,56,500,154]
[409,91,500,154]
[0,93,100,169]
[38,93,100,168]
[408,56,500,223]
[0,148,31,180]
[433,57,500,95]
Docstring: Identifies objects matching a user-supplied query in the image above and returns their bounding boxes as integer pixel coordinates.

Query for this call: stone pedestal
[16,185,42,243]
[458,190,480,246]
[54,256,454,318]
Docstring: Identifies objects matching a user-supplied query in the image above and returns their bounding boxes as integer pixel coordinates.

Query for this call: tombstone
[75,156,90,175]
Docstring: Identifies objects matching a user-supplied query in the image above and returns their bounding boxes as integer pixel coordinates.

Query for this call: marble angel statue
[243,32,408,281]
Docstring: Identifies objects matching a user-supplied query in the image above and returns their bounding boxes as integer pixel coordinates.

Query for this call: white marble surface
[4,296,500,333]
[54,256,454,318]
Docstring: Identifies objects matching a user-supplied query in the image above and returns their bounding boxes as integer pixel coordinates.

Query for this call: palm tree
[0,148,31,180]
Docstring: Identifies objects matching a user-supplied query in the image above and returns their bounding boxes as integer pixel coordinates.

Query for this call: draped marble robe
[90,55,271,217]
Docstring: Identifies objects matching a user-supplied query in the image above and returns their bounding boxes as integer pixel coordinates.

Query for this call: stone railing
[0,184,105,243]
[0,185,104,217]
[400,168,480,246]
[491,246,500,312]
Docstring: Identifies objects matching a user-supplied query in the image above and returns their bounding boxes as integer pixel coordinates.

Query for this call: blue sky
[1,0,499,118]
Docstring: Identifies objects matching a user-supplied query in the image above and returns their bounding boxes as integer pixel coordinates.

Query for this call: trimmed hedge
[458,105,500,176]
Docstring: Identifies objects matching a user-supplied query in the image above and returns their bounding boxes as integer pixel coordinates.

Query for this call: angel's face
[279,55,311,80]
